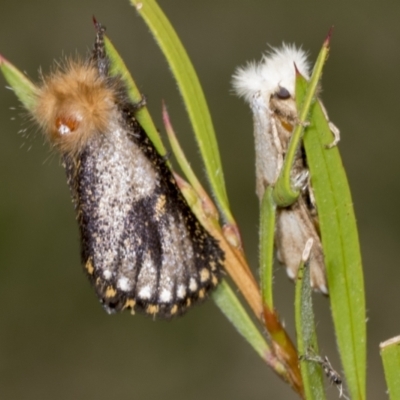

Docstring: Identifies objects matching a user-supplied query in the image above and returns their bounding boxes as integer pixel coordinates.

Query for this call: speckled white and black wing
[61,24,224,318]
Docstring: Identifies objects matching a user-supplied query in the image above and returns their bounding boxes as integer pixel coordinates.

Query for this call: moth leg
[297,118,310,128]
[319,99,340,148]
[132,94,147,111]
[161,151,172,163]
[293,170,309,191]
[327,121,340,148]
[306,178,321,219]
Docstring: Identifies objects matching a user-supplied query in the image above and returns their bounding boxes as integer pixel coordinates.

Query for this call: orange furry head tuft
[33,59,117,155]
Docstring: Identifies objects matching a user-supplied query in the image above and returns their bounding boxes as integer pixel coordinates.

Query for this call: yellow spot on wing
[85,258,94,275]
[146,305,159,315]
[200,268,210,282]
[105,286,117,298]
[170,305,178,315]
[123,299,136,310]
[211,274,219,286]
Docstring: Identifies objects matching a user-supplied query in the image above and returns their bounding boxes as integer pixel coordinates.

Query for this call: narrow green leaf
[0,55,37,111]
[273,33,330,208]
[213,281,300,386]
[259,186,276,309]
[295,245,326,400]
[286,32,366,399]
[212,281,269,360]
[380,336,400,400]
[129,0,233,224]
[299,78,366,400]
[103,35,166,155]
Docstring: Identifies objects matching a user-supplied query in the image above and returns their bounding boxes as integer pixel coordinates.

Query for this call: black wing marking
[62,23,224,318]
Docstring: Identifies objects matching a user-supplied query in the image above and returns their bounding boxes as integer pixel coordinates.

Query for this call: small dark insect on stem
[299,350,344,398]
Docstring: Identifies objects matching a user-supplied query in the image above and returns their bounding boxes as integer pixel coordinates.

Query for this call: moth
[232,45,339,293]
[300,351,343,397]
[14,22,224,318]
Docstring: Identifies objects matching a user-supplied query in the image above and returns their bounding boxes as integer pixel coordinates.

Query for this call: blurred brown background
[0,1,399,399]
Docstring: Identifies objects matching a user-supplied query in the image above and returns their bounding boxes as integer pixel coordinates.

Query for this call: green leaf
[298,72,366,400]
[212,280,270,361]
[259,186,276,309]
[287,32,365,399]
[295,246,326,400]
[273,33,330,208]
[0,55,37,111]
[380,336,400,400]
[129,0,234,224]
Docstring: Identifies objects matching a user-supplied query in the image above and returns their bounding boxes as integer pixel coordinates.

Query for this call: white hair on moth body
[232,44,310,103]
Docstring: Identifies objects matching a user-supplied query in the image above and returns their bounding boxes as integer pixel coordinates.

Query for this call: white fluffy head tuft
[231,61,263,102]
[232,44,310,103]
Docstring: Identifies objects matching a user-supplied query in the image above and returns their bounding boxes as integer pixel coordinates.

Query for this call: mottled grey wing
[64,109,223,318]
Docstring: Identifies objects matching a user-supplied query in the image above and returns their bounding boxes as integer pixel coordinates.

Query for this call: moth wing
[66,115,222,318]
[250,94,284,197]
[275,198,327,293]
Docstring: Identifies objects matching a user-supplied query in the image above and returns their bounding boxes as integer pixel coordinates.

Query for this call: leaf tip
[162,99,171,130]
[294,62,301,77]
[324,26,334,47]
[0,53,10,68]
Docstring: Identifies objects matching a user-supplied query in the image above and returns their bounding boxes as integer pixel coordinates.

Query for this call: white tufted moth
[233,45,339,294]
[19,22,224,318]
